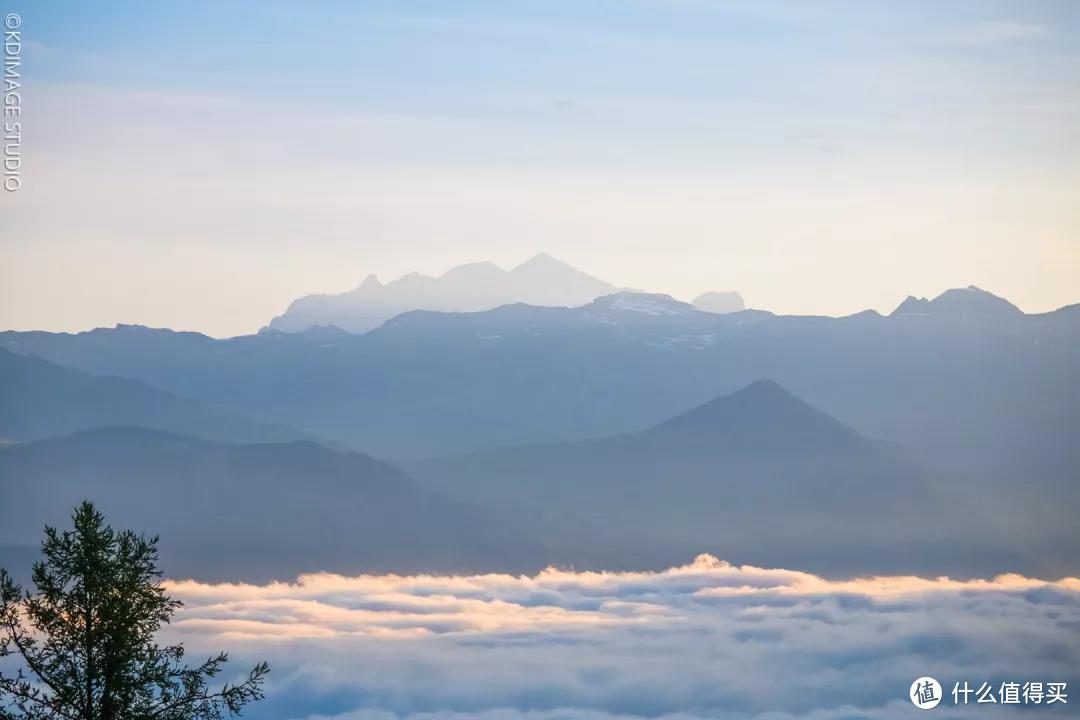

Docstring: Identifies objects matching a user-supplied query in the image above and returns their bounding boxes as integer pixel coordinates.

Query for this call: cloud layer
[161,555,1080,719]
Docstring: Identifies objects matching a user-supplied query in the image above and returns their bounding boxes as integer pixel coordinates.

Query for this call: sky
[160,555,1079,719]
[1,0,1079,336]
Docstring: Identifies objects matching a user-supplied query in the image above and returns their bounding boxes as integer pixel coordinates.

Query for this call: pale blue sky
[2,1,1079,335]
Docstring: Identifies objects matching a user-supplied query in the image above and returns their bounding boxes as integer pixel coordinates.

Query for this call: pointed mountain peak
[889,295,930,317]
[654,379,805,427]
[520,251,559,264]
[511,252,581,275]
[649,379,853,448]
[294,324,354,342]
[358,273,382,290]
[700,379,815,418]
[734,378,796,401]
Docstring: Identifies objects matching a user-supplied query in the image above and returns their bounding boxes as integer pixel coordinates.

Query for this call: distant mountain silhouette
[692,290,745,314]
[372,291,774,355]
[0,427,546,582]
[889,285,1023,320]
[588,291,700,317]
[406,380,959,574]
[266,253,617,333]
[0,349,312,446]
[649,379,857,445]
[2,285,1077,576]
[1,286,1076,505]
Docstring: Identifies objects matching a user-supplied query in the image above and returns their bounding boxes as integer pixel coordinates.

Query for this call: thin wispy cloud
[940,21,1048,47]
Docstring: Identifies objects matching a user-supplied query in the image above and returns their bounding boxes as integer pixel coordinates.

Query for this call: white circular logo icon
[910,677,942,709]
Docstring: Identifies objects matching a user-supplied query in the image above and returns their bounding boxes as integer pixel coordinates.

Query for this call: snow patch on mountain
[601,292,697,316]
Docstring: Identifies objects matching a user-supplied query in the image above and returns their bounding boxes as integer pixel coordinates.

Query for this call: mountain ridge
[0,348,320,447]
[889,285,1023,319]
[1,285,1076,467]
[266,253,619,333]
[406,380,949,574]
[0,426,547,581]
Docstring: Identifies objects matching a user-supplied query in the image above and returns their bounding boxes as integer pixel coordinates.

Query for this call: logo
[911,677,943,709]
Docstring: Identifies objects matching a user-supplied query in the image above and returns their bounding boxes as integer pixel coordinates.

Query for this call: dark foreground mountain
[0,427,547,582]
[0,348,313,446]
[407,381,1065,577]
[266,252,618,333]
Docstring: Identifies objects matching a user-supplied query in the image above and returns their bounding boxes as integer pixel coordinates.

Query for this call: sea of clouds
[162,555,1079,720]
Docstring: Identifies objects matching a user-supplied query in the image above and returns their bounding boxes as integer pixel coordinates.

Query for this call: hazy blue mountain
[0,348,313,446]
[1,287,1076,490]
[0,427,547,582]
[405,381,1001,575]
[266,252,617,333]
[889,285,1024,320]
[692,290,745,314]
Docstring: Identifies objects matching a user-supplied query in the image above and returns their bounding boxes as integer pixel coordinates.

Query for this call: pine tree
[0,502,269,719]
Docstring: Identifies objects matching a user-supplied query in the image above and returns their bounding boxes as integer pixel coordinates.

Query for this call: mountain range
[1,283,1077,577]
[265,253,747,333]
[4,285,1073,467]
[266,252,617,333]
